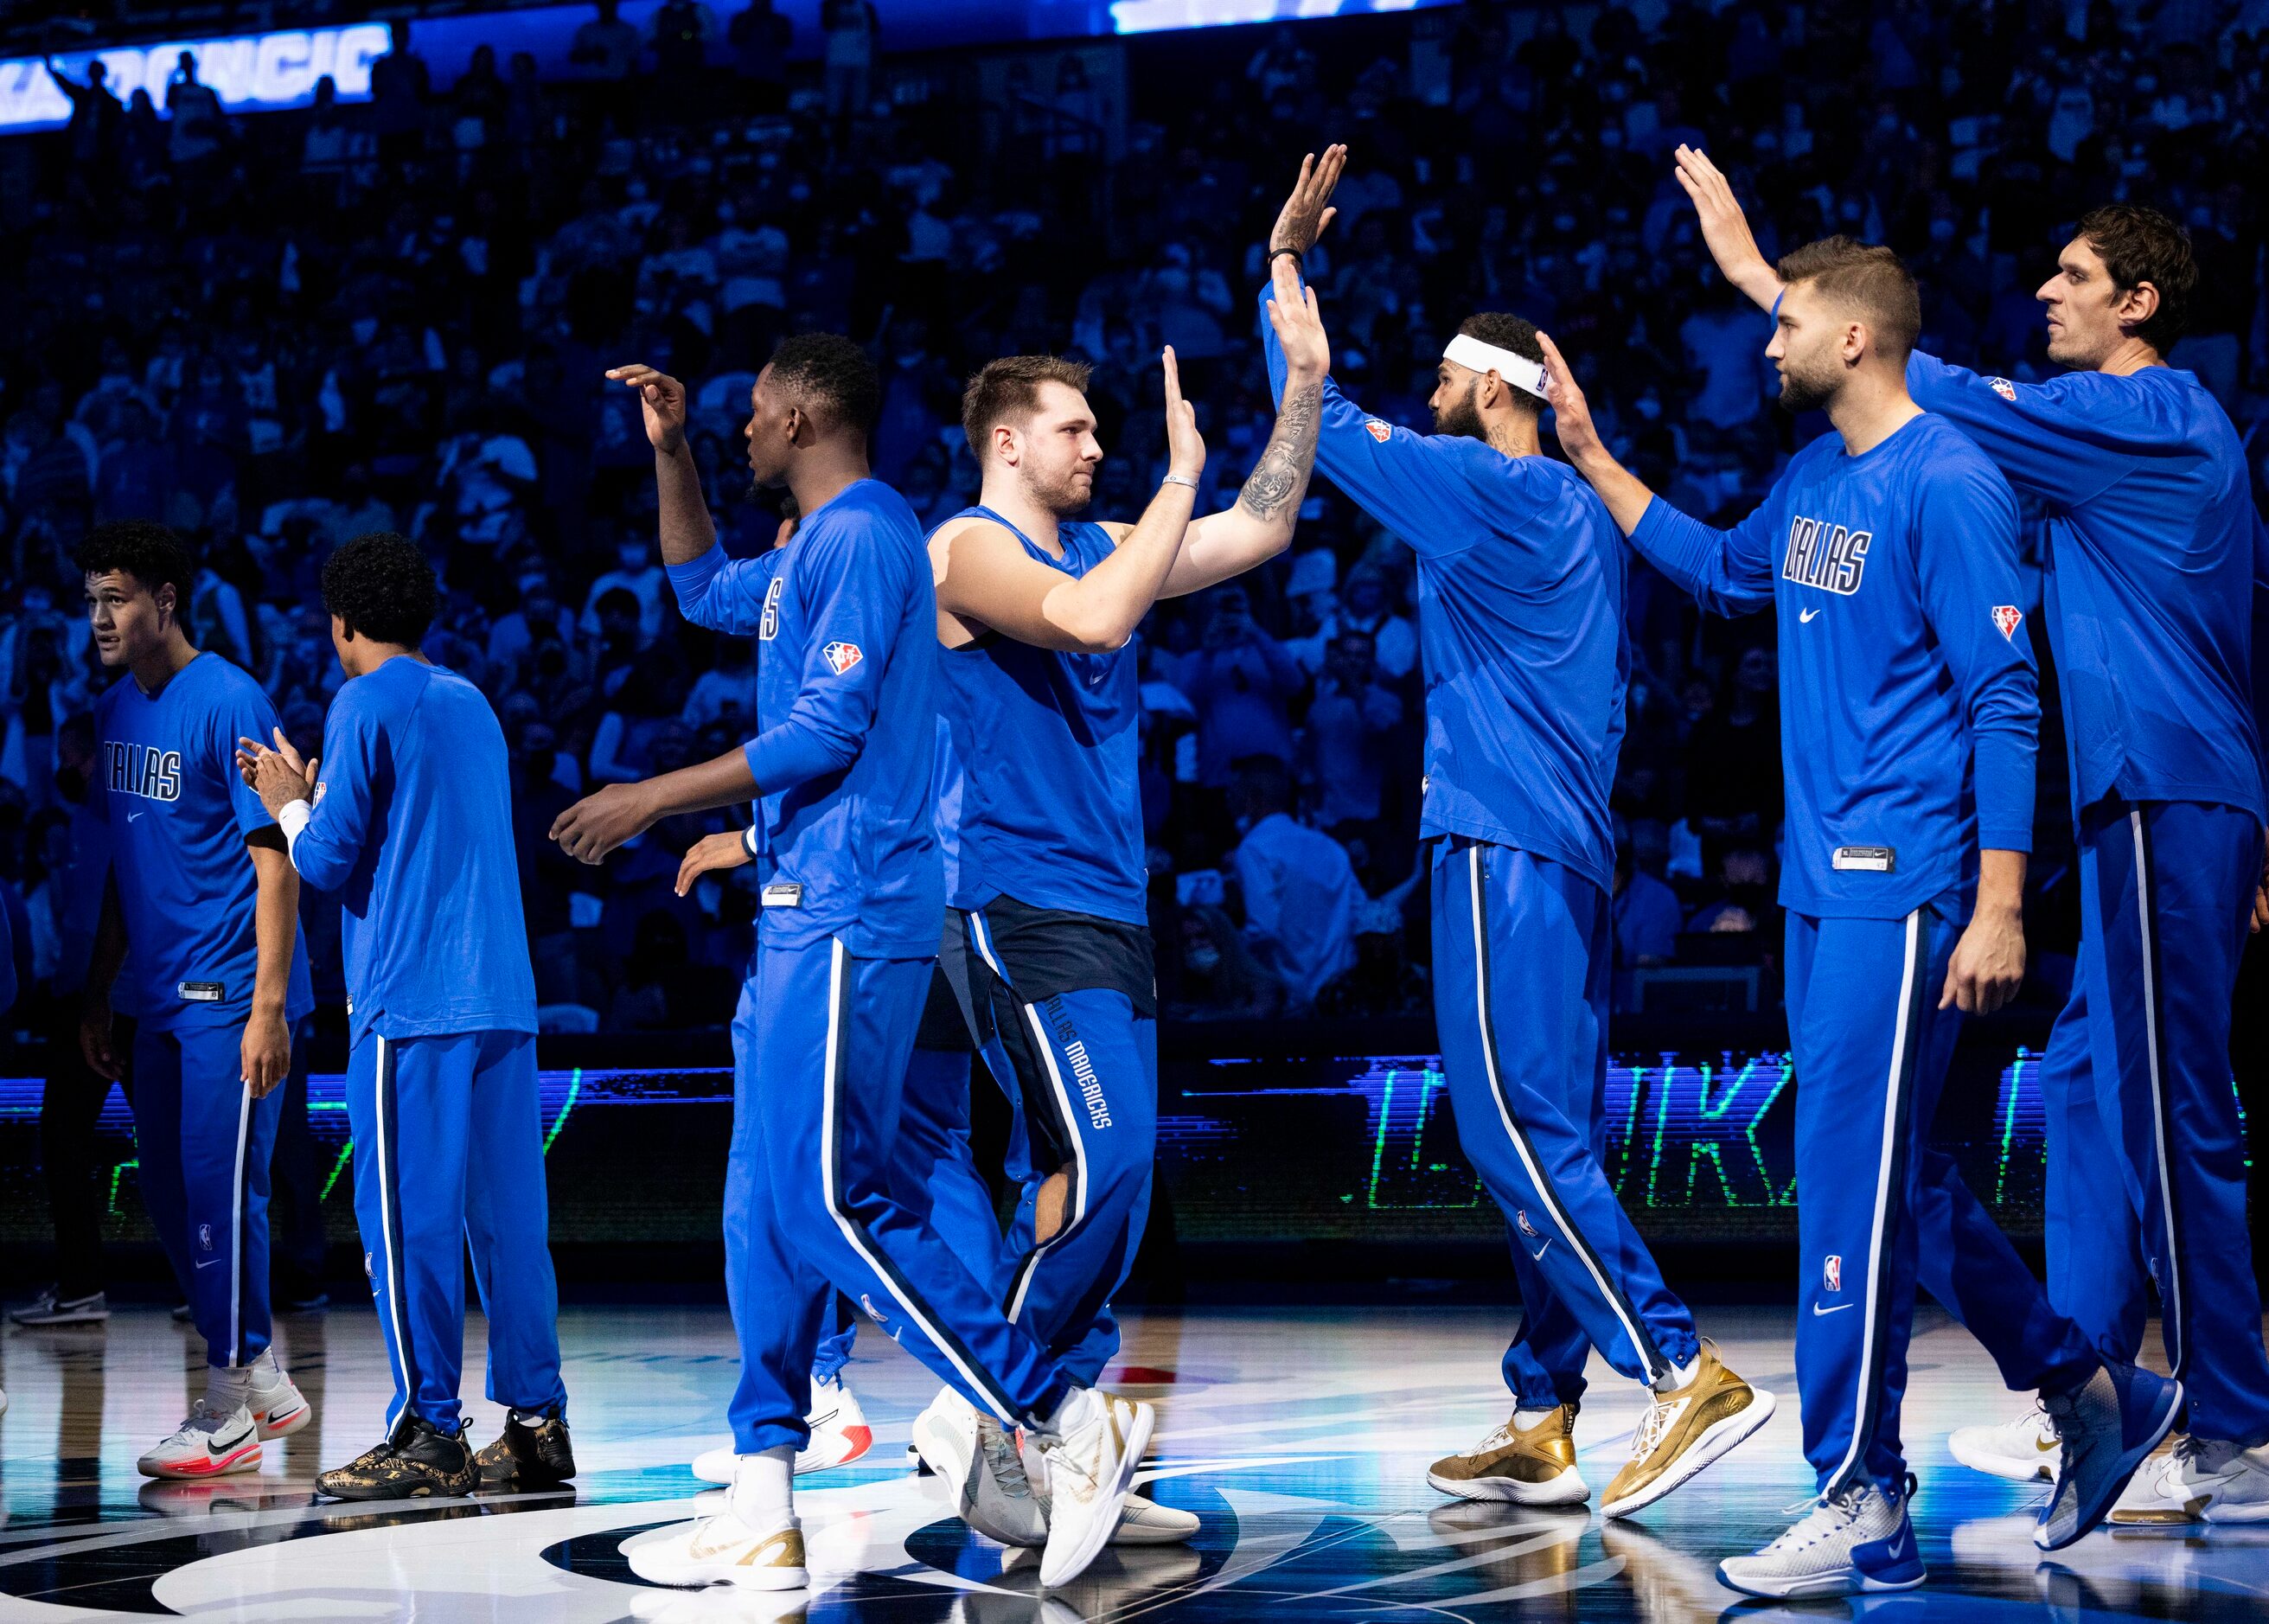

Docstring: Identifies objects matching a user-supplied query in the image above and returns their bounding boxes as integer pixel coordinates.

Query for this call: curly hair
[2075,204,2195,350]
[322,532,438,648]
[1455,312,1546,417]
[768,331,880,435]
[72,521,195,604]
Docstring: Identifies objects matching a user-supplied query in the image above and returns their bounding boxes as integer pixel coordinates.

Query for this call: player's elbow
[1048,598,1136,655]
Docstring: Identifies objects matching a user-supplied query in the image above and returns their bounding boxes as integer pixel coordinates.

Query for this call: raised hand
[1671,144,1780,309]
[1265,252,1330,381]
[1535,331,1603,464]
[604,362,690,456]
[1269,145,1346,259]
[1161,346,1206,484]
[674,829,753,897]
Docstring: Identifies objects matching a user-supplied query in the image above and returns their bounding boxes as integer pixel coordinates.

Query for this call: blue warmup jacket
[1260,280,1629,893]
[668,478,944,959]
[1907,354,2263,820]
[1628,412,2039,918]
[289,655,537,1045]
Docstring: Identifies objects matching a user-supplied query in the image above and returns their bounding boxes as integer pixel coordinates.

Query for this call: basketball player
[236,533,570,1499]
[820,227,1327,1548]
[1540,234,2178,1593]
[75,521,316,1480]
[1678,155,2269,1525]
[1257,148,1774,1523]
[553,335,1150,1591]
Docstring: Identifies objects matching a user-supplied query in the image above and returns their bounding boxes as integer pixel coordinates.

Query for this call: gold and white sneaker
[1037,1388,1154,1588]
[1426,1403,1588,1505]
[2111,1435,2269,1525]
[1018,1431,1198,1544]
[625,1510,809,1590]
[1602,1340,1774,1518]
[1949,1399,2061,1483]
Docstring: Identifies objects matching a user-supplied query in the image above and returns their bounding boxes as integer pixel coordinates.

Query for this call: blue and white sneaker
[1717,1474,1925,1599]
[2035,1361,2183,1550]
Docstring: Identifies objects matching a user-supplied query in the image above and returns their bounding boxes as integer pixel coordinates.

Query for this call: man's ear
[154,582,177,624]
[2117,279,2161,334]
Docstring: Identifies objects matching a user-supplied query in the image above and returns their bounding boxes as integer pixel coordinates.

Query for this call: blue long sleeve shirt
[1907,354,2263,822]
[1261,281,1629,893]
[289,655,536,1045]
[1628,412,2039,920]
[667,479,943,957]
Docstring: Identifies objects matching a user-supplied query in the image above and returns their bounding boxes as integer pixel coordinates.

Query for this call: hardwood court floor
[0,1303,2262,1621]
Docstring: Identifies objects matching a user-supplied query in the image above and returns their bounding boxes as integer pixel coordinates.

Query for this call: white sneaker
[690,1373,877,1484]
[10,1286,108,1327]
[625,1510,808,1589]
[1019,1430,1197,1544]
[1949,1399,2061,1483]
[2111,1435,2269,1525]
[138,1400,263,1479]
[1036,1388,1154,1589]
[912,1386,1048,1547]
[246,1359,312,1442]
[1717,1475,1925,1598]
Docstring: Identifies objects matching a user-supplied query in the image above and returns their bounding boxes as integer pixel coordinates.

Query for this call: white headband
[1443,333,1549,400]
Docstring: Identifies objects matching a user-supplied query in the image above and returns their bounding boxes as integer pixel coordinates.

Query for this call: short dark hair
[1774,235,1921,358]
[1455,312,1545,416]
[2074,204,2195,349]
[768,331,879,435]
[321,532,437,647]
[962,355,1093,456]
[73,521,194,604]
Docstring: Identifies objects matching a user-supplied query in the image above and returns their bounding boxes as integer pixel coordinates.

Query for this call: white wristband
[1161,473,1199,490]
[278,798,312,865]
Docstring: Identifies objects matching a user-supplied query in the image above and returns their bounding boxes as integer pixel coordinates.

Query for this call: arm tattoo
[1238,379,1321,524]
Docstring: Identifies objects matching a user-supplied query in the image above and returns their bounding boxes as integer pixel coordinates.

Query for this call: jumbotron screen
[0,1042,2183,1263]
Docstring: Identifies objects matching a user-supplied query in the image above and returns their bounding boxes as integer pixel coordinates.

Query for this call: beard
[1774,359,1840,416]
[1024,464,1094,516]
[1431,380,1485,440]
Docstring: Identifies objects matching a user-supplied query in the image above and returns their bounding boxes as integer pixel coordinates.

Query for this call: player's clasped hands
[234,727,318,819]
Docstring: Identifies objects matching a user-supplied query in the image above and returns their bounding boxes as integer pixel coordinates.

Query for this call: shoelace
[1763,1488,1868,1555]
[1629,1395,1680,1461]
[979,1423,1033,1498]
[174,1399,236,1439]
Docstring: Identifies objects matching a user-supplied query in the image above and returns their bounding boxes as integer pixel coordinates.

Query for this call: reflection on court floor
[1,1304,2260,1621]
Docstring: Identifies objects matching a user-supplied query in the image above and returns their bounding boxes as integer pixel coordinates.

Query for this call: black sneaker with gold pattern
[474,1407,577,1490]
[316,1415,476,1501]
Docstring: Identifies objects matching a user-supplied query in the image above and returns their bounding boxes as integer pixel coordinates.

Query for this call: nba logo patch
[1987,376,2017,402]
[1516,1211,1540,1240]
[197,1224,214,1252]
[822,641,863,675]
[1364,419,1391,443]
[1992,604,2023,640]
[1823,1255,1842,1293]
[313,778,328,805]
[860,1294,888,1325]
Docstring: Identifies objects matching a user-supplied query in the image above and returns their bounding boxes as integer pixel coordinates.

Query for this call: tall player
[75,521,316,1480]
[1677,154,2269,1525]
[1540,234,2178,1594]
[874,227,1328,1545]
[236,533,570,1499]
[1256,148,1774,1521]
[551,335,1149,1591]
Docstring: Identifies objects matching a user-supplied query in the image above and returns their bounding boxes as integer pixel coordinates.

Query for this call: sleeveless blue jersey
[935,506,1147,926]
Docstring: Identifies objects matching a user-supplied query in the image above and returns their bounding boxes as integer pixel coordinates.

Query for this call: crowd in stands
[2,0,2266,1033]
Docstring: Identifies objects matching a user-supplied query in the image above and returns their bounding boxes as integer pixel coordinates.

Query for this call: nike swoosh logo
[1887,1532,1908,1557]
[1799,606,1821,623]
[1529,1242,1551,1261]
[128,810,145,822]
[1812,1301,1852,1315]
[195,1257,222,1269]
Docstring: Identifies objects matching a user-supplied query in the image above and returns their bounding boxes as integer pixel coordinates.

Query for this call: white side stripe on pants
[1005,1001,1091,1322]
[2130,809,2183,1374]
[1466,843,1663,1382]
[228,1080,252,1368]
[815,939,1021,1422]
[1827,905,1922,1493]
